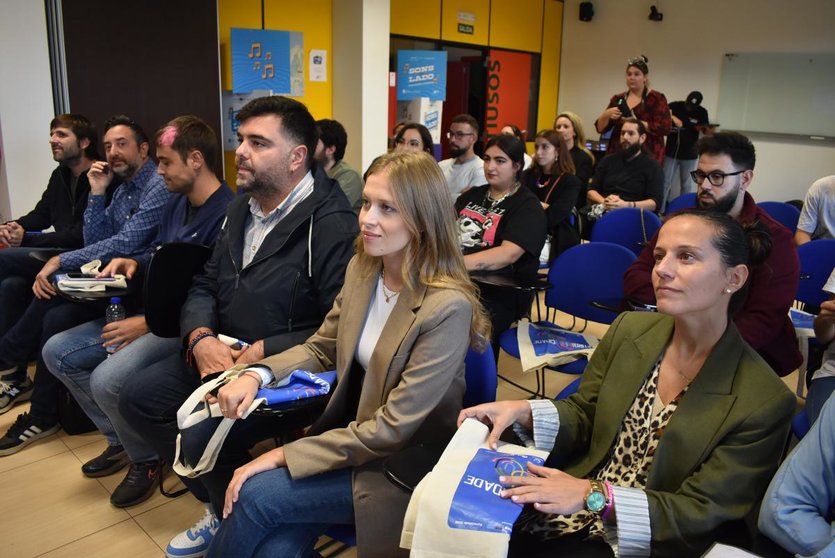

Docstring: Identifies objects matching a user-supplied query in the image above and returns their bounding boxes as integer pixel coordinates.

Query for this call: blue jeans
[207,466,354,558]
[42,319,180,460]
[662,157,698,213]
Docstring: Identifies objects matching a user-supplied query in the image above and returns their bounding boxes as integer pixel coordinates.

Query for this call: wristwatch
[585,479,609,514]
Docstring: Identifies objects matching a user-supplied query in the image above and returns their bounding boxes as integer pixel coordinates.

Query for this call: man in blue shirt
[41,115,234,508]
[759,393,835,556]
[0,115,170,451]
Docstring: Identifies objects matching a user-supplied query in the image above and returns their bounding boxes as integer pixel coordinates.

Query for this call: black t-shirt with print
[455,184,546,275]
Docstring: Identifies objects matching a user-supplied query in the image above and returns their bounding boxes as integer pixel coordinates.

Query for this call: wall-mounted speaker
[579,2,594,22]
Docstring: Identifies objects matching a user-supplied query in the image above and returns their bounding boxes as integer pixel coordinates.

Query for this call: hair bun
[640,55,648,63]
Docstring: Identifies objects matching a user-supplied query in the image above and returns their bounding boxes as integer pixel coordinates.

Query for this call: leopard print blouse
[522,359,687,543]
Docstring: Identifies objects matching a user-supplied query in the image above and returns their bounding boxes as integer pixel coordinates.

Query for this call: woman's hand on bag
[499,464,590,515]
[457,400,533,450]
[217,373,260,419]
[223,447,286,519]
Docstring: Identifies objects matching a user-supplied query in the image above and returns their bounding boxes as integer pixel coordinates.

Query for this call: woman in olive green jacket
[461,209,796,556]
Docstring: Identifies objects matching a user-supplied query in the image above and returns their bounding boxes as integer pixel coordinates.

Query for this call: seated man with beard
[586,117,664,217]
[624,132,801,377]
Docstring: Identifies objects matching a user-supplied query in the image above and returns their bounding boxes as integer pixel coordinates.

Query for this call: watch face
[586,491,606,513]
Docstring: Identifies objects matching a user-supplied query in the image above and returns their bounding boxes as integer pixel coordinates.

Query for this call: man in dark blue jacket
[0,114,98,400]
[118,96,358,558]
[40,116,234,508]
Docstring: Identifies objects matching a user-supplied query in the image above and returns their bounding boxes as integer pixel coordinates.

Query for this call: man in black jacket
[0,114,98,386]
[118,96,358,558]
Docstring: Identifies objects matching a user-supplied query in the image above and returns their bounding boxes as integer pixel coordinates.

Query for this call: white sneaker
[166,505,220,558]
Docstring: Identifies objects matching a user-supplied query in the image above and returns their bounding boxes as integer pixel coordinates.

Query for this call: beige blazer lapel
[362,282,428,414]
[336,263,378,376]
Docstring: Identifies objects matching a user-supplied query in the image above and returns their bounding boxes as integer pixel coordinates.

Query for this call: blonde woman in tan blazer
[206,151,491,558]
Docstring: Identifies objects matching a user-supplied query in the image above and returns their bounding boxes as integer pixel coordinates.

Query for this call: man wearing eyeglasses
[624,132,802,377]
[438,114,486,198]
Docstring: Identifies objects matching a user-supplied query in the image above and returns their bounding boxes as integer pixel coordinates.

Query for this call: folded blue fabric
[256,370,337,405]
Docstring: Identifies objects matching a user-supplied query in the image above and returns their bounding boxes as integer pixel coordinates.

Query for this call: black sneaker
[110,460,160,508]
[0,412,59,456]
[81,444,130,478]
[0,377,34,415]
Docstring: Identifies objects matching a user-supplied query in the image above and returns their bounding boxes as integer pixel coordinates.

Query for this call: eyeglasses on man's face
[690,169,745,187]
[446,131,475,140]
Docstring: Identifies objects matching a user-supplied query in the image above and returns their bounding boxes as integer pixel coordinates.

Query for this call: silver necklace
[380,269,400,303]
[486,182,520,210]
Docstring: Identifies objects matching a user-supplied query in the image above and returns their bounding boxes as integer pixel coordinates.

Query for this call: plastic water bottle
[105,297,126,354]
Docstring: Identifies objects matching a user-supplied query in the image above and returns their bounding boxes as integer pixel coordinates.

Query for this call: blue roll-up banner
[397,50,447,101]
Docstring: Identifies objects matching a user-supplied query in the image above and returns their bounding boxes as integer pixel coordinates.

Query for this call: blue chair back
[796,239,835,307]
[757,201,801,233]
[590,207,662,256]
[545,242,637,325]
[463,344,498,407]
[555,377,581,400]
[791,409,810,440]
[665,192,697,214]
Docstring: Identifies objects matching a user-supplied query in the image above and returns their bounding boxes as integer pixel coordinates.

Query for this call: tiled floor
[0,311,801,557]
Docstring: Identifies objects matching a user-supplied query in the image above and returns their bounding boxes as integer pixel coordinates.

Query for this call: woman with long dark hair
[522,129,581,262]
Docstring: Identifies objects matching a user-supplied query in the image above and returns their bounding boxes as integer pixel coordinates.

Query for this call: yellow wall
[217,0,333,188]
[441,0,490,45]
[391,0,564,137]
[536,0,563,132]
[391,0,441,39]
[489,0,544,52]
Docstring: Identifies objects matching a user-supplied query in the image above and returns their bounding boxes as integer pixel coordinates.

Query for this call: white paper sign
[309,49,327,82]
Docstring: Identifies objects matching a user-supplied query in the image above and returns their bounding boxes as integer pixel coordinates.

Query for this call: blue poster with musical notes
[232,28,303,96]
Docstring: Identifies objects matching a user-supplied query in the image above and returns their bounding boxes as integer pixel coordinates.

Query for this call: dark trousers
[0,291,100,423]
[119,356,318,513]
[0,248,46,382]
[508,525,615,558]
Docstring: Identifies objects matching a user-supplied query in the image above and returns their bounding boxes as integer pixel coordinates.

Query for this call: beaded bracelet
[186,331,216,366]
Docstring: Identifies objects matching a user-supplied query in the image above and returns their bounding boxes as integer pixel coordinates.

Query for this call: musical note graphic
[253,61,260,71]
[262,64,275,79]
[265,52,272,60]
[248,42,261,58]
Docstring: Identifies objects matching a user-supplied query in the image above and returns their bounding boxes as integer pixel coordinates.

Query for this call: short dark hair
[452,114,480,137]
[621,116,647,136]
[50,114,99,159]
[316,119,348,161]
[395,122,434,155]
[236,95,317,169]
[484,134,525,181]
[698,132,756,171]
[103,115,149,146]
[155,115,219,169]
